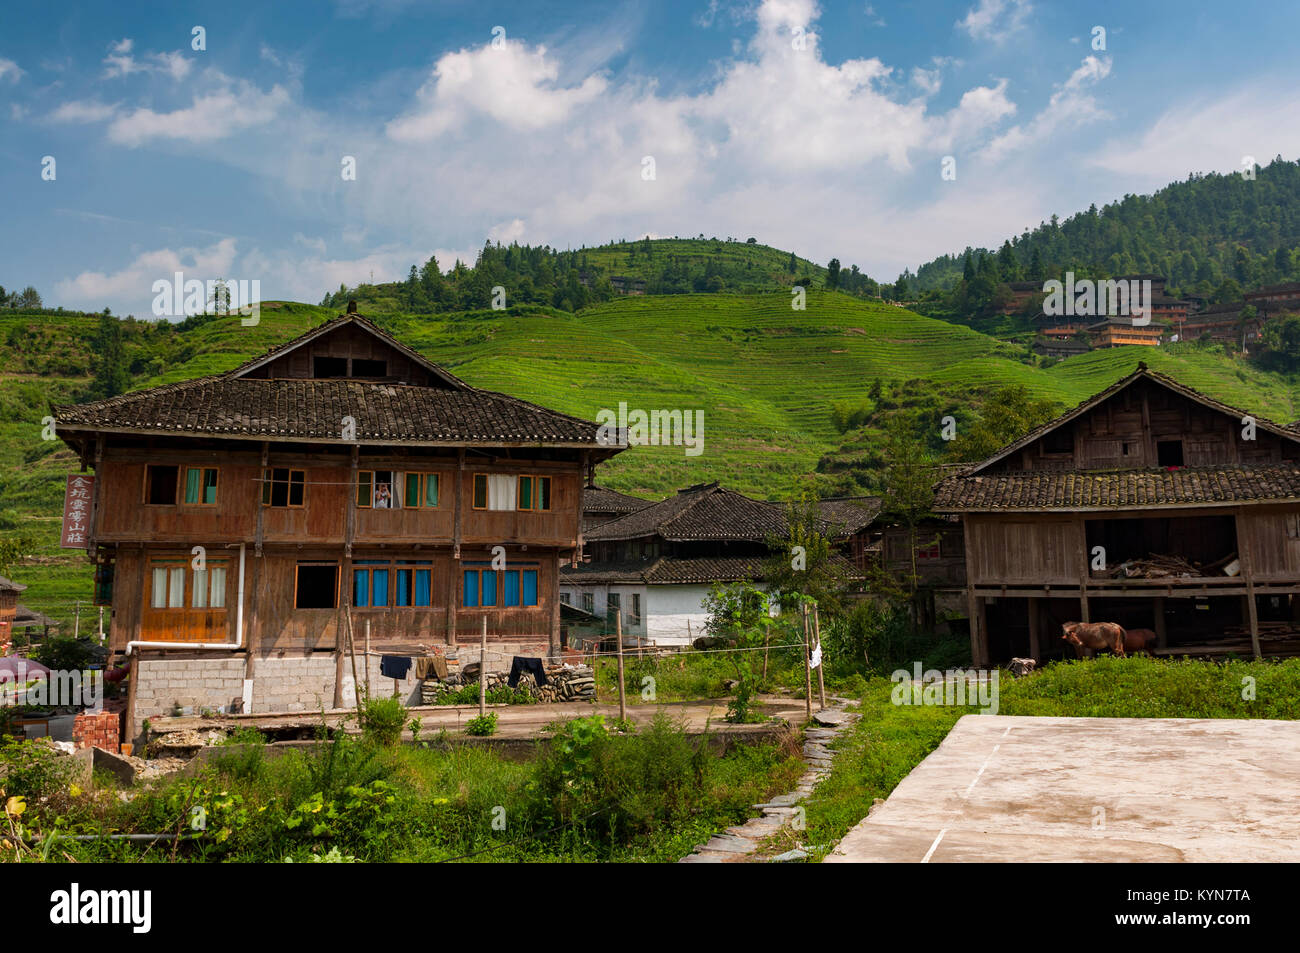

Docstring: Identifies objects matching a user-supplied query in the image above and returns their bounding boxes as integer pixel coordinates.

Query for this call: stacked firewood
[1094,552,1238,579]
[419,664,596,704]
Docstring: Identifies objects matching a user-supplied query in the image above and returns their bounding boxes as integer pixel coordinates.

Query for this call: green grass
[4,713,805,863]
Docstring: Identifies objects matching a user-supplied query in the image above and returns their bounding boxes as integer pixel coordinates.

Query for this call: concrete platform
[826,714,1300,863]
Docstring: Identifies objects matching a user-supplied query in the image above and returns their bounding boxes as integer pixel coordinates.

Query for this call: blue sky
[3,0,1300,316]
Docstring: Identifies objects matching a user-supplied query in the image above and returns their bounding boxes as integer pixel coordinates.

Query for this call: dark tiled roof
[561,554,861,586]
[53,315,615,448]
[55,377,608,445]
[816,497,882,535]
[583,485,653,515]
[935,464,1300,512]
[583,482,824,542]
[0,575,26,592]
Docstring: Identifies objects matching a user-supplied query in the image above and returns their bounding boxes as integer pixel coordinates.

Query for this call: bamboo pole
[813,604,826,710]
[801,604,812,720]
[479,617,487,717]
[616,611,626,723]
[344,604,361,711]
[364,619,372,697]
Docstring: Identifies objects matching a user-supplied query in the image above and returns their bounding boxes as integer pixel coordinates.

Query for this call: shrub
[0,737,74,801]
[465,713,497,736]
[360,695,406,747]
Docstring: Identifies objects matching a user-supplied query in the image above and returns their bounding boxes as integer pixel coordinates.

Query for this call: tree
[946,386,1062,462]
[761,486,852,616]
[787,251,797,274]
[827,258,841,290]
[88,311,130,400]
[877,419,937,626]
[16,286,42,310]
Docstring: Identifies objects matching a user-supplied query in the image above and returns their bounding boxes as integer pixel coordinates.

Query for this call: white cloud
[1090,86,1300,186]
[103,38,192,81]
[55,239,240,314]
[0,57,22,82]
[386,41,608,140]
[107,81,290,146]
[957,0,1032,43]
[981,55,1111,161]
[48,99,117,123]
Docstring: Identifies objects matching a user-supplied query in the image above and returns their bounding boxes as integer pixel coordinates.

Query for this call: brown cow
[1123,628,1157,654]
[1061,621,1127,658]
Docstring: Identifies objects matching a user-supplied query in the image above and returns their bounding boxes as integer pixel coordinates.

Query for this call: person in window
[375,482,391,508]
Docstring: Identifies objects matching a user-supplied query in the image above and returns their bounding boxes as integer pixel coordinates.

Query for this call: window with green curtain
[518,475,533,510]
[357,471,373,507]
[202,468,217,504]
[538,477,551,511]
[184,467,202,503]
[424,474,438,507]
[405,473,420,508]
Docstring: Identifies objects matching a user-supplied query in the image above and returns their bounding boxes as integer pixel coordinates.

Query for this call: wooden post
[364,619,372,697]
[1154,596,1167,650]
[801,605,812,720]
[73,601,81,640]
[813,604,826,710]
[345,603,361,710]
[1027,597,1040,662]
[613,608,624,722]
[1236,512,1261,659]
[479,616,487,717]
[961,518,984,668]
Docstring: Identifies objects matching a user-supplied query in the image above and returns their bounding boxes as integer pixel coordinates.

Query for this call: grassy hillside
[3,293,1299,630]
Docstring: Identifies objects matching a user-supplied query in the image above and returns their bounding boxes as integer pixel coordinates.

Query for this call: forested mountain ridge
[911,155,1300,298]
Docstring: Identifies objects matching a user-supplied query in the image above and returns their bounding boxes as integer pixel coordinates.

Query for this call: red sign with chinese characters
[60,474,95,549]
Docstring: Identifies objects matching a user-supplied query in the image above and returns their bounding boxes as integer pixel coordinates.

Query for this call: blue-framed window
[462,565,540,608]
[355,559,431,608]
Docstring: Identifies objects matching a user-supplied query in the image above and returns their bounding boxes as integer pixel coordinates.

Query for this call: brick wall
[73,701,126,753]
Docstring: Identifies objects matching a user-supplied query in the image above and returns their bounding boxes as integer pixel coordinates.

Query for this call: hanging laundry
[415,655,448,680]
[810,643,822,670]
[507,656,548,688]
[380,655,413,679]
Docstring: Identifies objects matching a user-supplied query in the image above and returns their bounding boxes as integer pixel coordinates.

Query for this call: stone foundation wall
[131,640,554,738]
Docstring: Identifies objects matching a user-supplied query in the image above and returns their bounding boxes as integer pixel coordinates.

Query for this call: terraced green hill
[3,293,1298,628]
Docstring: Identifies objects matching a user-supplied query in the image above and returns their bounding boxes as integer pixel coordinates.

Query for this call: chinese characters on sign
[60,474,95,549]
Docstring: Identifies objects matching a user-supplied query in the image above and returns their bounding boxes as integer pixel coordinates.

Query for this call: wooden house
[935,363,1300,666]
[53,309,622,740]
[0,575,25,656]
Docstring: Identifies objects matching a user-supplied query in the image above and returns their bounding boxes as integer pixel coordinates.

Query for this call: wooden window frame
[353,559,434,609]
[181,466,220,507]
[403,472,441,509]
[357,470,398,510]
[262,468,306,508]
[294,562,340,610]
[517,475,553,512]
[146,556,230,611]
[142,464,180,506]
[461,565,541,609]
[472,473,489,510]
